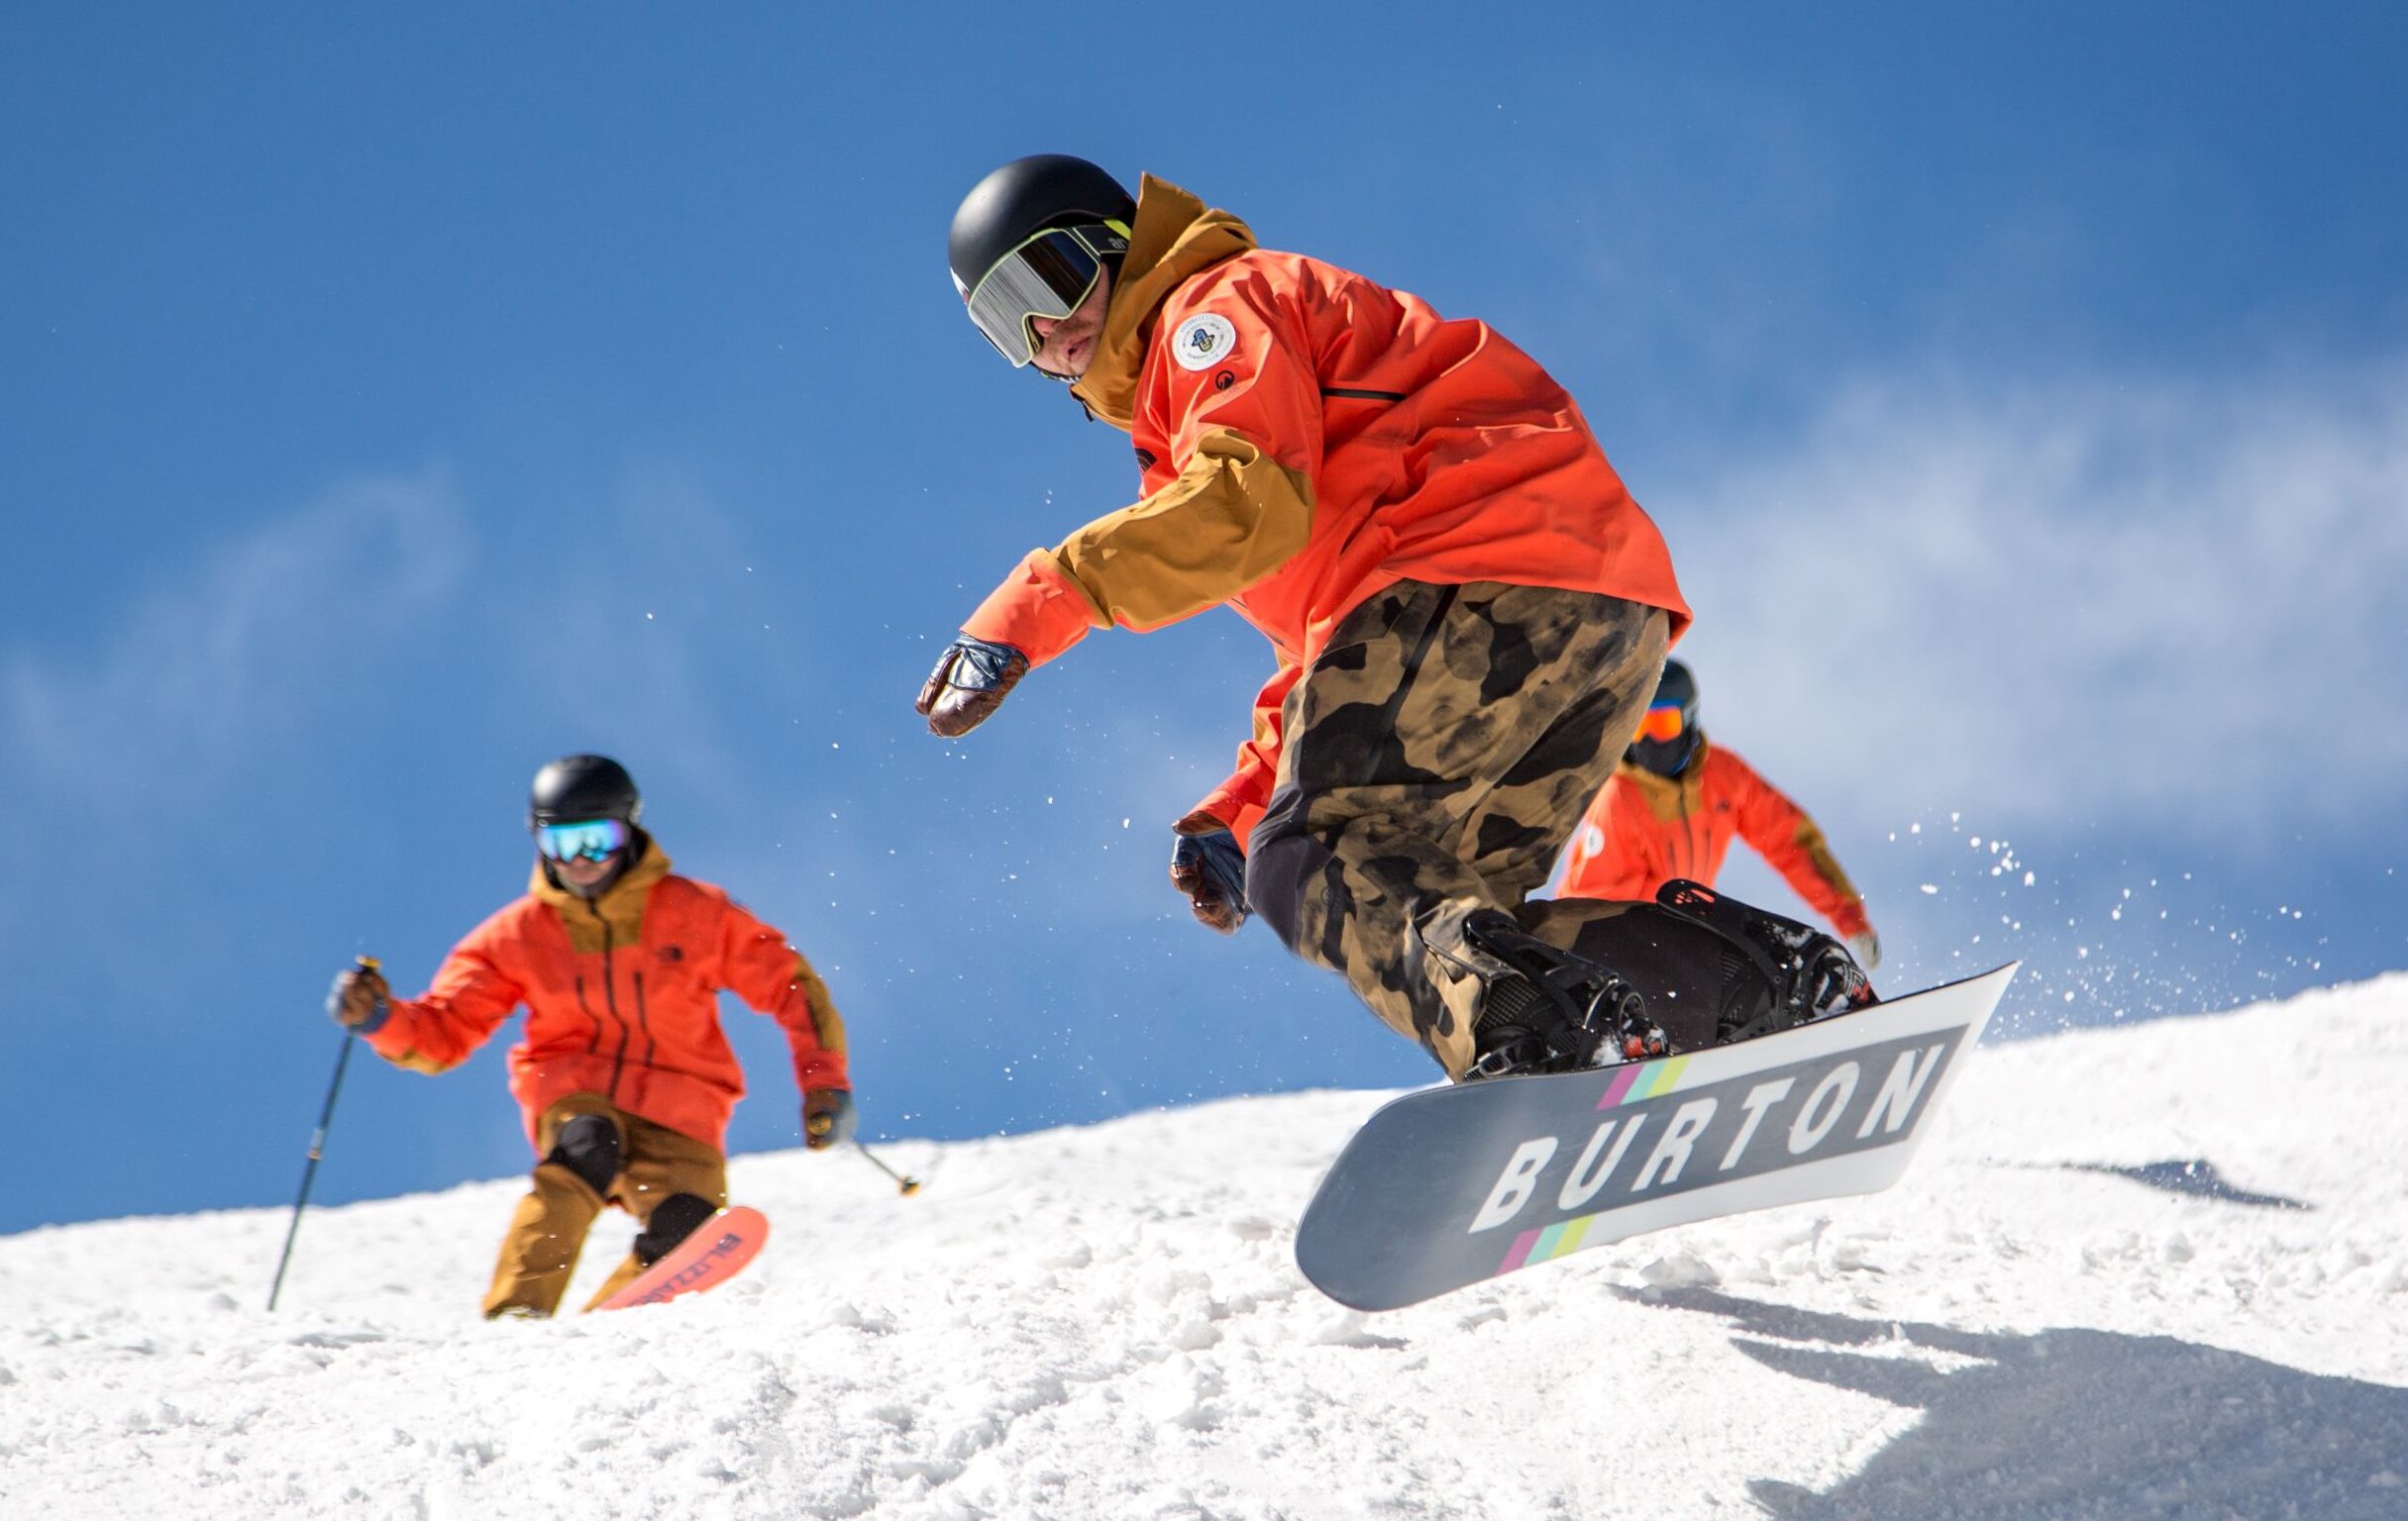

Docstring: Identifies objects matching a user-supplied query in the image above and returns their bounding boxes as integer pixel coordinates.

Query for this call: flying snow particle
[1920,884,1938,895]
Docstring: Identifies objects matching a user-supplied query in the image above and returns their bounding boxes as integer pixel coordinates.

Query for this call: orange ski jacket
[961,175,1689,848]
[1557,743,1870,940]
[364,839,850,1154]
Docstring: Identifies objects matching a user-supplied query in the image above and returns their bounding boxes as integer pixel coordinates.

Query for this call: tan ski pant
[483,1093,728,1318]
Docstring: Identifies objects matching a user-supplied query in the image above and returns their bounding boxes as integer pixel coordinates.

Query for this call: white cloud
[2,471,470,811]
[1656,361,2408,842]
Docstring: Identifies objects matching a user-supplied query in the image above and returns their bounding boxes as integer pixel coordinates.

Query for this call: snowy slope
[5,978,2406,1520]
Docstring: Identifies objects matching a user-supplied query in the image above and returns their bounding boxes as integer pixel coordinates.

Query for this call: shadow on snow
[2056,1158,2311,1211]
[1627,1285,2407,1520]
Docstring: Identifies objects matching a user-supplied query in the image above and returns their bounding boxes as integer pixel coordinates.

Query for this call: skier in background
[1559,659,1884,970]
[917,155,1871,1076]
[326,755,854,1318]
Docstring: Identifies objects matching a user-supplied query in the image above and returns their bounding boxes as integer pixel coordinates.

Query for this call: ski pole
[267,956,376,1311]
[852,1138,922,1196]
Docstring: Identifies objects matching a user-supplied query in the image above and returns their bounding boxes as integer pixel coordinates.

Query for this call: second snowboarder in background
[1558,659,1884,970]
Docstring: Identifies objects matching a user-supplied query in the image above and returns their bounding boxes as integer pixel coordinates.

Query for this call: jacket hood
[1618,739,1714,815]
[530,830,672,947]
[1070,174,1256,430]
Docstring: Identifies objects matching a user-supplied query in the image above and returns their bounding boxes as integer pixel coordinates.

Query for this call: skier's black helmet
[949,154,1135,365]
[1626,659,1703,776]
[528,754,643,830]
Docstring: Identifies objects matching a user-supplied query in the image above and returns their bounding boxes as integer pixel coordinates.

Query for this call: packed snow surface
[7,977,2407,1519]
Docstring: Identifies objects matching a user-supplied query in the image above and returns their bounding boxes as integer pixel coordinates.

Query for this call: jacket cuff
[794,1051,852,1094]
[361,1007,429,1068]
[961,550,1103,667]
[1193,783,1271,854]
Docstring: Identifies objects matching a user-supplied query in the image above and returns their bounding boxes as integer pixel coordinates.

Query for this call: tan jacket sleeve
[1046,427,1315,634]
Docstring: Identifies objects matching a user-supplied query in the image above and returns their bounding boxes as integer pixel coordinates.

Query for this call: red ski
[596,1206,769,1311]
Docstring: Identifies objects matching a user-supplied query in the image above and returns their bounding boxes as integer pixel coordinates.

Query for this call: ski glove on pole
[915,636,1029,738]
[803,1088,856,1151]
[1169,812,1250,935]
[326,963,390,1034]
[1845,929,1883,971]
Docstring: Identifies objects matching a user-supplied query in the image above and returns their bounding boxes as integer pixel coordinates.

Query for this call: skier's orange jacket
[1557,743,1870,940]
[962,176,1689,849]
[364,839,849,1154]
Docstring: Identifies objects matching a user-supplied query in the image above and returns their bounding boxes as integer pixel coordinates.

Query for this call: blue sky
[3,3,2403,1235]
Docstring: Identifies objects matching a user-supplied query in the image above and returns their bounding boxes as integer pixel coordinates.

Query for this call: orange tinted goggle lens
[1636,704,1685,742]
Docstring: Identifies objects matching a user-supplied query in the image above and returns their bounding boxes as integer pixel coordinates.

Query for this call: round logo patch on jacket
[1171,312,1240,371]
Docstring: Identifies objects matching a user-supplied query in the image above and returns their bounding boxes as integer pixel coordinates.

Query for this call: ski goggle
[1635,702,1688,743]
[536,818,629,863]
[957,222,1129,366]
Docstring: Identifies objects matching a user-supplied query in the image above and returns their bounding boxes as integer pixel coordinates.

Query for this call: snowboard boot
[1652,880,1876,1045]
[1461,910,1668,1080]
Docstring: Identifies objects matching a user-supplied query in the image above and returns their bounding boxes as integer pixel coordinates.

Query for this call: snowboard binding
[1652,879,1876,1044]
[1461,910,1667,1080]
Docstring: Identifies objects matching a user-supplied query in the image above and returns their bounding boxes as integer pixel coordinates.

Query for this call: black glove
[915,636,1029,738]
[1169,814,1249,935]
[327,963,390,1034]
[803,1088,856,1151]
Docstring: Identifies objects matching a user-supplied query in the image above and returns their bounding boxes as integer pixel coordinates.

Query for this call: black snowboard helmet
[1625,659,1703,777]
[528,754,643,830]
[948,153,1135,367]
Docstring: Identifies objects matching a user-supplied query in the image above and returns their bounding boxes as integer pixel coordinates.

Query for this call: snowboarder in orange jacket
[919,156,1872,1073]
[1560,659,1883,969]
[326,756,853,1317]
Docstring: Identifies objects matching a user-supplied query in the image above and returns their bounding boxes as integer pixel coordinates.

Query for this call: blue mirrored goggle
[536,818,629,862]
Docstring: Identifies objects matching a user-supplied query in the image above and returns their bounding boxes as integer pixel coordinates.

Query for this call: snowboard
[1296,963,2017,1311]
[595,1205,770,1311]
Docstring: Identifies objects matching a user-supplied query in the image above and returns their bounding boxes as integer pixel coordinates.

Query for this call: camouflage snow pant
[1248,580,1731,1078]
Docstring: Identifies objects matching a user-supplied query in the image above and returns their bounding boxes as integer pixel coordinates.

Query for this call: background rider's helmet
[1625,659,1703,777]
[528,755,643,883]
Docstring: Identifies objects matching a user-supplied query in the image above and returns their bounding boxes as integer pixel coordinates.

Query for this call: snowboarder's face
[553,850,622,896]
[1028,266,1111,379]
[536,816,631,897]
